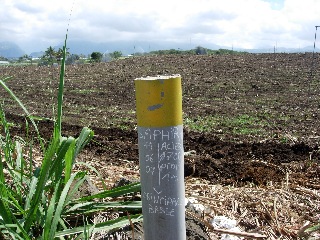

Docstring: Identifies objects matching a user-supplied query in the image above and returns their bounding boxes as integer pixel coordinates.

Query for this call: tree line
[3,45,248,66]
[38,47,124,65]
[149,46,248,55]
[38,45,246,65]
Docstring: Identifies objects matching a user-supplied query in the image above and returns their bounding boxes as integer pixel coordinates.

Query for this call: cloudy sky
[1,0,319,53]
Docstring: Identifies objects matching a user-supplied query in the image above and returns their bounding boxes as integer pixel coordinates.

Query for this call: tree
[66,54,80,65]
[45,46,56,59]
[41,46,57,65]
[18,54,31,63]
[56,47,70,61]
[195,46,207,55]
[40,46,70,65]
[90,52,103,62]
[0,56,8,61]
[110,51,122,59]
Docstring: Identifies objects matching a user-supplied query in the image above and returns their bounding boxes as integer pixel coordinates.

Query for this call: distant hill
[0,41,25,58]
[30,51,45,58]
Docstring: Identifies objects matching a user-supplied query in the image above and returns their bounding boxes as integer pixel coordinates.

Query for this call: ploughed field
[1,53,320,239]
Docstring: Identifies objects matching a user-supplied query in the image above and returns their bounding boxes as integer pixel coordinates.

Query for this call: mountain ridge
[0,41,25,58]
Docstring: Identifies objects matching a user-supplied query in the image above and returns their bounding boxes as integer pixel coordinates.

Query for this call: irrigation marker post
[135,75,186,240]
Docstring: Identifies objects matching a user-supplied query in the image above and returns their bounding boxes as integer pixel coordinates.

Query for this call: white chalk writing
[139,126,184,217]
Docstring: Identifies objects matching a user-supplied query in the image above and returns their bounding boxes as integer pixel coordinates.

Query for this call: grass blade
[0,108,13,224]
[0,76,12,83]
[66,201,142,215]
[54,36,67,139]
[0,224,25,240]
[306,222,320,233]
[14,141,24,201]
[48,172,80,239]
[0,79,44,150]
[64,172,87,204]
[47,136,75,183]
[54,214,143,238]
[73,127,94,161]
[43,180,60,239]
[76,182,141,201]
[24,176,38,211]
[64,137,76,184]
[0,195,31,240]
[24,137,59,232]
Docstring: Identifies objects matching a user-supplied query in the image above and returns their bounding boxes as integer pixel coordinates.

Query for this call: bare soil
[1,53,319,239]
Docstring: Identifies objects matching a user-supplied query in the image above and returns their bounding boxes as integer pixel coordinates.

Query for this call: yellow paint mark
[135,75,182,127]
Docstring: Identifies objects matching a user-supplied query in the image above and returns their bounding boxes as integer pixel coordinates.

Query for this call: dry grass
[185,177,320,239]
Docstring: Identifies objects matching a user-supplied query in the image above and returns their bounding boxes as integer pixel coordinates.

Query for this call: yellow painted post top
[135,74,182,128]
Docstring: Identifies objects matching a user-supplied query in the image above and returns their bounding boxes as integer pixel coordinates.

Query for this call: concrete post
[135,75,186,240]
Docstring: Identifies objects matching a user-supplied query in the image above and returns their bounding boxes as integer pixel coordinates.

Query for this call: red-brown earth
[1,53,319,239]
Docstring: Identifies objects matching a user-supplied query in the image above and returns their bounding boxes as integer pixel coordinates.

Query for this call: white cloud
[0,0,319,53]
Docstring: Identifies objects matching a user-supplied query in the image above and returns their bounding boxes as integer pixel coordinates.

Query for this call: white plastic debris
[192,203,205,213]
[211,216,243,240]
[185,197,206,216]
[185,197,198,205]
[184,150,196,156]
[211,216,237,229]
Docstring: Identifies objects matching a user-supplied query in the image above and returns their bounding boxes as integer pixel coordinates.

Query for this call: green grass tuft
[0,33,141,239]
